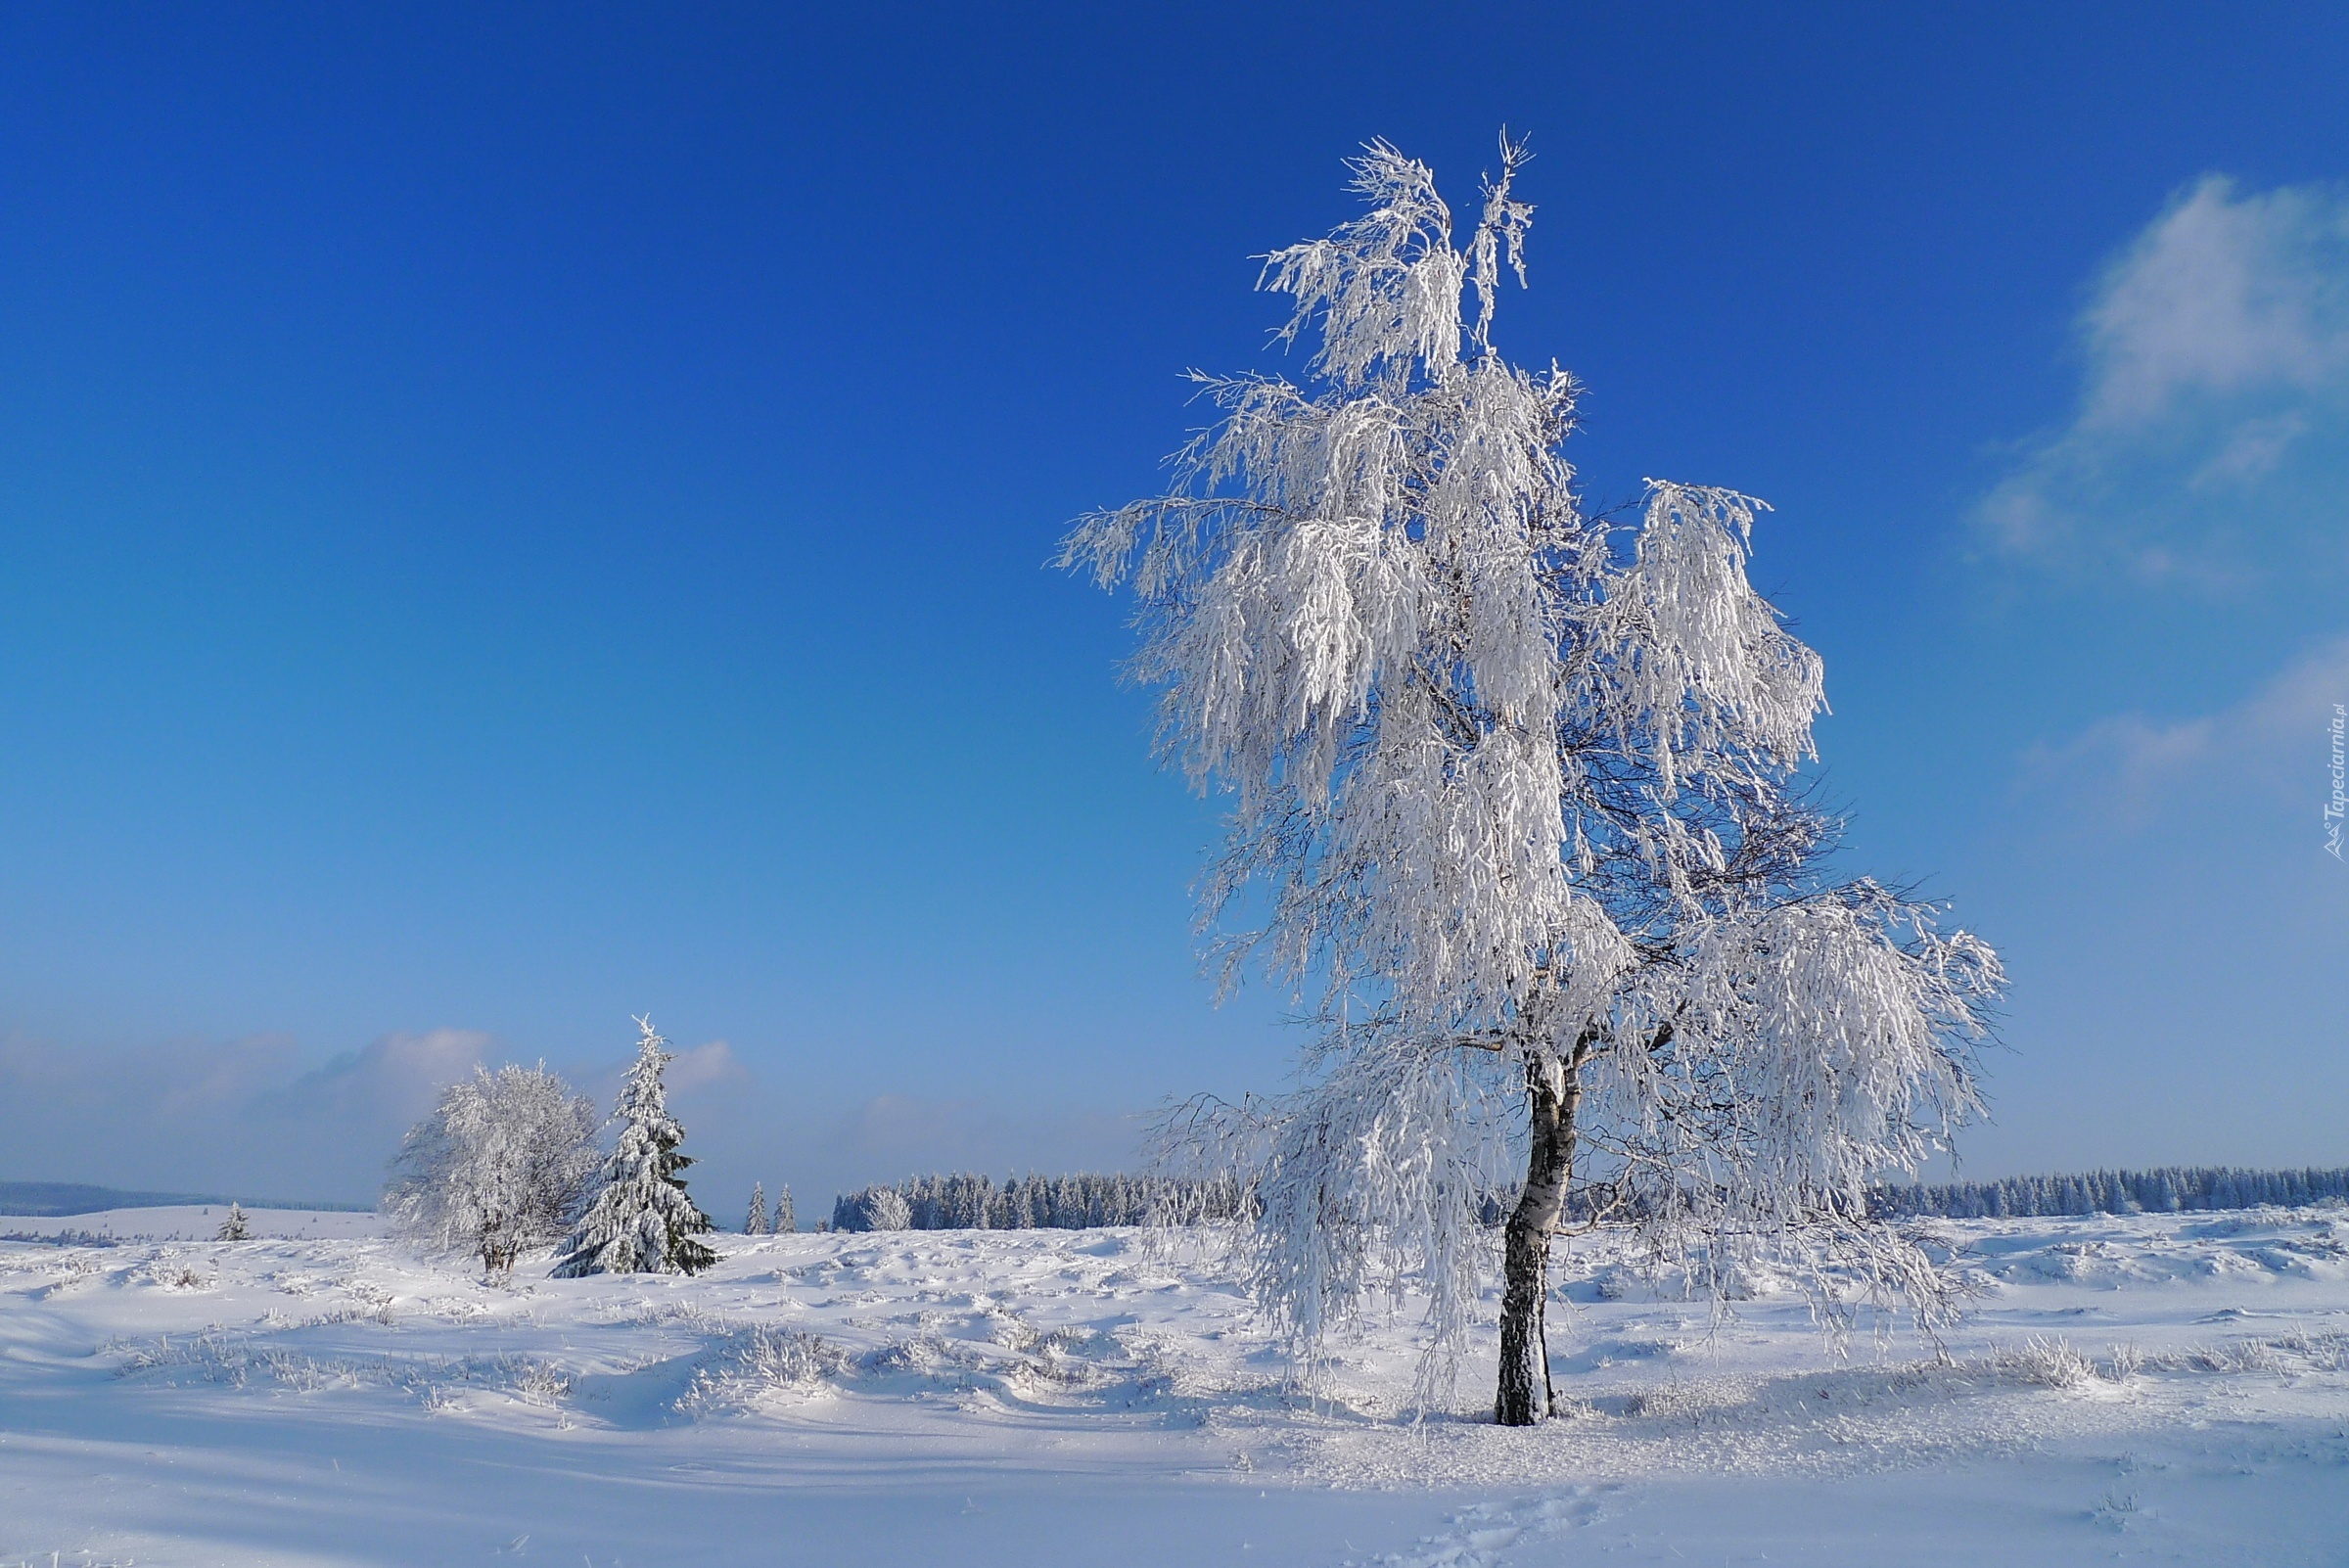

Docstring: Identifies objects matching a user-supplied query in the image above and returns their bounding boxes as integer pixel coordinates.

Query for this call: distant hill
[0,1180,374,1217]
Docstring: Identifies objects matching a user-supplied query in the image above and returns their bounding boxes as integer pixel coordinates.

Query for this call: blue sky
[2,5,2345,1209]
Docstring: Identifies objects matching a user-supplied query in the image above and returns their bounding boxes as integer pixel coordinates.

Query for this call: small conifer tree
[745,1181,770,1235]
[771,1183,795,1234]
[216,1202,251,1241]
[552,1016,717,1276]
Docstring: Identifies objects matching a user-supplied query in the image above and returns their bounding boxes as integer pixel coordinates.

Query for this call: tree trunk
[1496,1053,1578,1426]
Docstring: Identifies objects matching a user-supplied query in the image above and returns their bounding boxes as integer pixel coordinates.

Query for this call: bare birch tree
[1062,137,2003,1424]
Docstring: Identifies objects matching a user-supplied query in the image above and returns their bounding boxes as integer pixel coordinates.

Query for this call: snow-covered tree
[771,1183,795,1234]
[745,1181,770,1235]
[1062,138,2004,1424]
[384,1063,600,1271]
[832,1184,912,1231]
[215,1202,251,1241]
[552,1017,717,1277]
[866,1186,910,1231]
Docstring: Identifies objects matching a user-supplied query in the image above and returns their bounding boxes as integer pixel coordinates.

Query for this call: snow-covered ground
[3,1206,2345,1566]
[3,1207,386,1244]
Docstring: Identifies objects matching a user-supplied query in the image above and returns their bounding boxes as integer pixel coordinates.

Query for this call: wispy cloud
[2021,632,2349,832]
[1980,176,2349,587]
[4,1027,501,1203]
[259,1028,492,1123]
[664,1038,749,1094]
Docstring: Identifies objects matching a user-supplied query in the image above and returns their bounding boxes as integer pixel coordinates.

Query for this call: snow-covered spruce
[384,1063,600,1271]
[1063,137,2004,1425]
[770,1183,795,1235]
[552,1018,717,1277]
[744,1182,770,1235]
[214,1202,250,1241]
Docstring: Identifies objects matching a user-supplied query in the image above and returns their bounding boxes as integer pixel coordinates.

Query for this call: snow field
[2,1206,2346,1565]
[1,1207,386,1244]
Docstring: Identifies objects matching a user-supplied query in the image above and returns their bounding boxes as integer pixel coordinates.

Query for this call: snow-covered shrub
[504,1357,574,1407]
[679,1325,849,1410]
[385,1063,600,1271]
[2186,1339,2277,1375]
[2271,1328,2349,1372]
[1995,1334,2095,1390]
[737,1325,846,1387]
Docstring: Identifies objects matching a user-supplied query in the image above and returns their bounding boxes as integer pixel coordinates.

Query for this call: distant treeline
[1870,1166,2349,1220]
[830,1172,1246,1232]
[0,1228,122,1247]
[822,1165,2347,1234]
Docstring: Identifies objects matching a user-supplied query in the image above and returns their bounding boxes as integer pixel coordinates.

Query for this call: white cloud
[2023,713,2216,830]
[2080,178,2349,425]
[262,1028,490,1123]
[1980,176,2349,584]
[2021,632,2349,831]
[2188,410,2310,490]
[563,1036,752,1114]
[664,1038,748,1094]
[0,1026,502,1203]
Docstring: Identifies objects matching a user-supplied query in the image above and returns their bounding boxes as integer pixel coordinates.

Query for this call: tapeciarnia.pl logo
[2327,703,2345,861]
